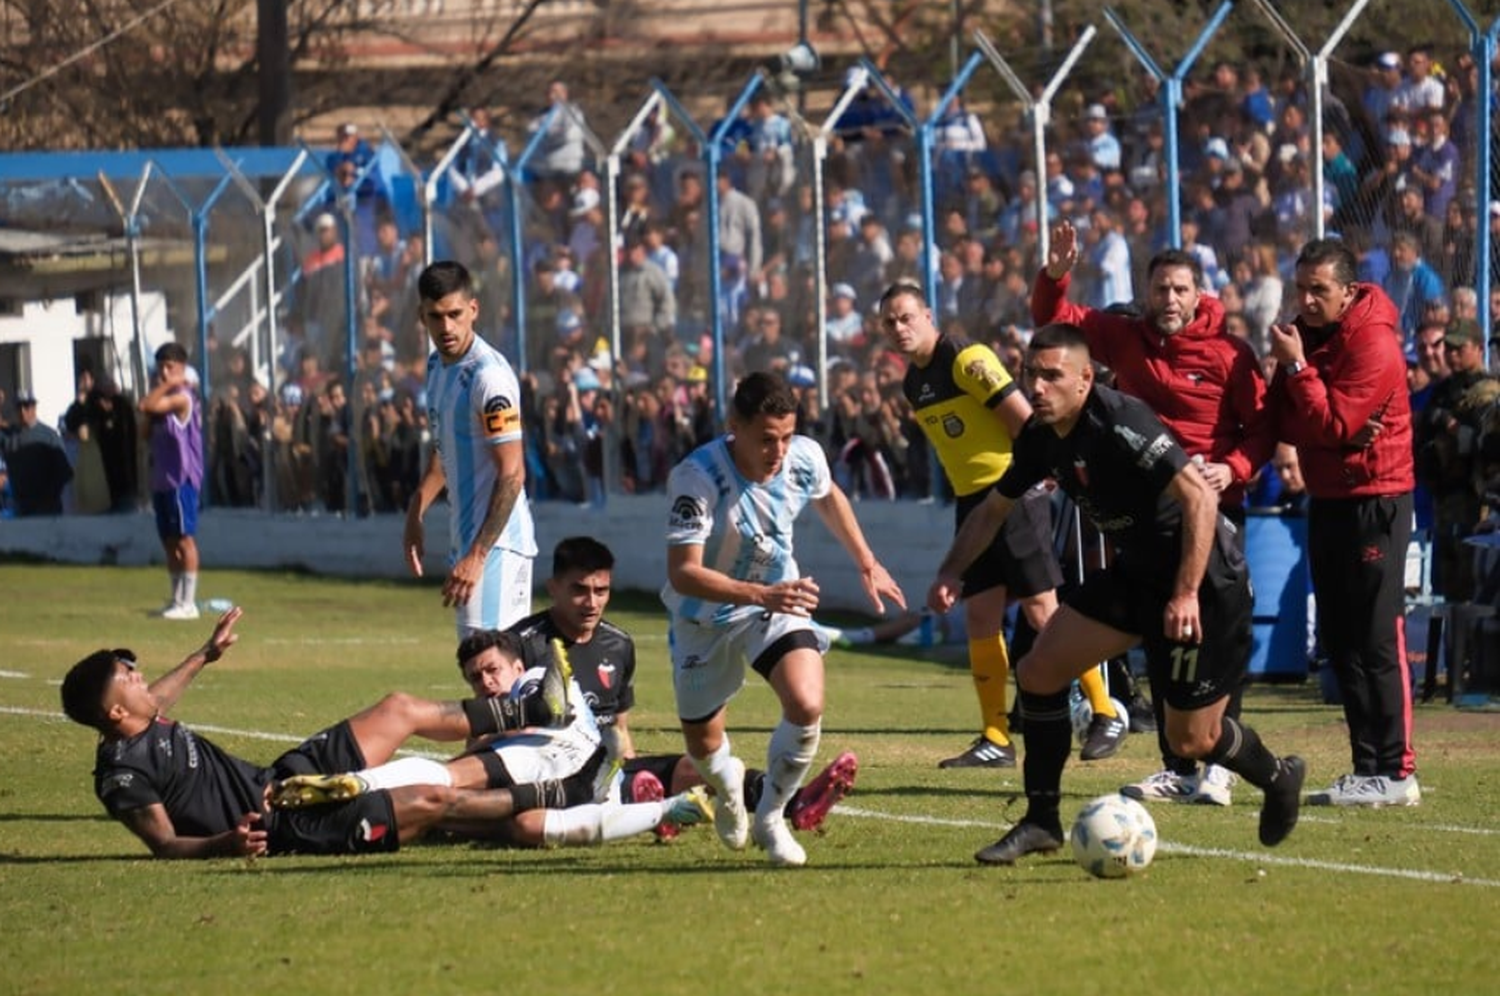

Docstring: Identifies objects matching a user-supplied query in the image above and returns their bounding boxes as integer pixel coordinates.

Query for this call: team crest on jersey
[358,818,390,844]
[790,463,817,493]
[670,495,707,531]
[942,412,964,438]
[483,395,519,436]
[597,661,615,689]
[963,357,1003,392]
[1073,458,1089,489]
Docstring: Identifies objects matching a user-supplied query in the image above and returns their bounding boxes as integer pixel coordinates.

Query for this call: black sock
[742,767,767,814]
[1019,687,1071,829]
[462,696,529,737]
[1204,716,1279,791]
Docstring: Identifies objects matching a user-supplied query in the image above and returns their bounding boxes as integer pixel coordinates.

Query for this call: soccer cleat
[631,769,676,840]
[1120,768,1199,803]
[1079,713,1128,761]
[1193,764,1236,807]
[712,755,750,851]
[1258,755,1306,847]
[662,786,714,836]
[938,735,1016,769]
[269,772,368,809]
[159,602,201,621]
[789,751,858,832]
[1126,694,1158,734]
[1306,772,1420,808]
[752,814,807,867]
[974,819,1066,865]
[539,638,574,726]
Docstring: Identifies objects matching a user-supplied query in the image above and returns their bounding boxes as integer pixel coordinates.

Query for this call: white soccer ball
[1070,793,1158,879]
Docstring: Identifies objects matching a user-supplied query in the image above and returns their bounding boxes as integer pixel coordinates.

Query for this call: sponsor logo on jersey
[100,772,134,796]
[964,357,1003,393]
[681,653,706,671]
[669,495,707,532]
[1138,432,1174,469]
[482,395,519,436]
[358,818,390,844]
[1112,423,1149,453]
[942,412,964,438]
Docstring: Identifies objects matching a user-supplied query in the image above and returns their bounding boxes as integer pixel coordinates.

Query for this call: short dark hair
[417,261,475,303]
[61,649,132,731]
[877,281,925,313]
[455,629,525,671]
[731,371,798,422]
[552,536,614,578]
[1296,238,1358,286]
[1029,322,1092,356]
[154,342,189,366]
[1146,249,1204,288]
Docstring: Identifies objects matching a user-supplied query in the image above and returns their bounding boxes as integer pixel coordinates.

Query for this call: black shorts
[1066,551,1252,711]
[267,720,369,781]
[622,754,683,800]
[956,486,1063,600]
[266,791,401,856]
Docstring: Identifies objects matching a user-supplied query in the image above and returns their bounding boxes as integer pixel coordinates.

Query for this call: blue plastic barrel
[1245,511,1310,680]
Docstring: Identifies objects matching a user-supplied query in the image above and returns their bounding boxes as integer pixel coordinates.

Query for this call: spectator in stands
[1239,242,1284,356]
[1384,231,1445,342]
[1322,131,1359,222]
[64,374,137,513]
[716,170,762,280]
[1082,208,1133,309]
[935,250,982,333]
[1216,158,1266,260]
[529,81,589,181]
[1411,109,1458,219]
[1441,201,1478,289]
[1392,184,1445,266]
[526,258,566,375]
[741,306,799,376]
[1395,45,1445,115]
[3,395,71,516]
[1081,103,1121,171]
[1364,52,1404,144]
[566,185,604,273]
[618,172,653,244]
[744,91,795,202]
[299,213,349,372]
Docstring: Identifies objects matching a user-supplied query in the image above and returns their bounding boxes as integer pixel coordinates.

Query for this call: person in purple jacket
[139,341,205,621]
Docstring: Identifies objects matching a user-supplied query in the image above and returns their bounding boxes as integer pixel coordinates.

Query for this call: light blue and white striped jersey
[424,336,537,559]
[661,433,831,626]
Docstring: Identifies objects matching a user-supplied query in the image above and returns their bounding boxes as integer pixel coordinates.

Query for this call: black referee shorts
[956,486,1064,600]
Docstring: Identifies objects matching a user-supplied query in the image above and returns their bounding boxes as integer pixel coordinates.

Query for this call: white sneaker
[159,603,200,621]
[1120,768,1199,803]
[1308,772,1420,807]
[712,756,749,851]
[752,814,807,867]
[1193,764,1236,806]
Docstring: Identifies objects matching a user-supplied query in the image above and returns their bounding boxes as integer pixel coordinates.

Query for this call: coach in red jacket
[1032,220,1275,807]
[1268,237,1419,809]
[1032,223,1274,513]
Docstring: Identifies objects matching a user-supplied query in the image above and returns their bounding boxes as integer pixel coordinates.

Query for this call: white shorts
[454,546,534,639]
[669,611,828,722]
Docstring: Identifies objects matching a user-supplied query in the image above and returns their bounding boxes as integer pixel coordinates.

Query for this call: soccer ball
[1070,794,1158,879]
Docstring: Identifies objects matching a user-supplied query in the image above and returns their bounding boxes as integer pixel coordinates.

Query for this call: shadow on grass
[0,812,113,824]
[0,851,149,864]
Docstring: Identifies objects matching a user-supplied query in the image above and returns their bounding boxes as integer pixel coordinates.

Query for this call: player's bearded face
[420,292,479,359]
[1146,265,1199,336]
[1024,347,1090,425]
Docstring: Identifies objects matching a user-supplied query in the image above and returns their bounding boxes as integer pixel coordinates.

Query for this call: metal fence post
[919,51,986,313]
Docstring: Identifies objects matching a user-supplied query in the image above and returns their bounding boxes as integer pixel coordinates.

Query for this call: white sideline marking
[834,804,1500,888]
[0,670,30,679]
[5,705,1496,883]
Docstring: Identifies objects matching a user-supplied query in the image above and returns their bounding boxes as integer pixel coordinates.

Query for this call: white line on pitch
[0,670,30,679]
[833,804,1500,887]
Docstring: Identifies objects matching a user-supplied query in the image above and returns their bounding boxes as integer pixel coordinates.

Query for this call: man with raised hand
[663,372,905,866]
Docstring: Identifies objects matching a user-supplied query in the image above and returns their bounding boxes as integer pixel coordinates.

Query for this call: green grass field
[1,563,1496,996]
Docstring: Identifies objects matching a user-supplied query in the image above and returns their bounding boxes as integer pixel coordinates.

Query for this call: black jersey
[508,610,636,726]
[94,717,269,839]
[998,384,1230,584]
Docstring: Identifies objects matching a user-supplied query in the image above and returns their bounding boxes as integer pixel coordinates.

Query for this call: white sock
[169,572,183,605]
[182,572,199,608]
[354,757,453,791]
[757,718,820,822]
[845,627,875,645]
[542,801,665,847]
[690,738,741,799]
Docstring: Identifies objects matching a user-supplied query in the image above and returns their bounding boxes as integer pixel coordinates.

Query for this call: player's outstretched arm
[928,490,1013,613]
[812,484,906,615]
[118,802,267,860]
[147,607,243,716]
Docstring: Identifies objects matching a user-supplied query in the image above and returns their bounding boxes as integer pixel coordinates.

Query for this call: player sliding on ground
[927,324,1305,865]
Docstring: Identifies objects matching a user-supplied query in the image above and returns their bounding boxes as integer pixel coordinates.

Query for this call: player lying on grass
[275,628,712,848]
[59,608,603,859]
[499,535,858,841]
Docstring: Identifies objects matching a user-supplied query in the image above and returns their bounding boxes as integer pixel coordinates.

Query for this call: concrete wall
[0,496,950,613]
